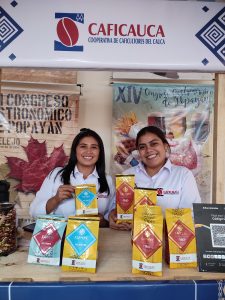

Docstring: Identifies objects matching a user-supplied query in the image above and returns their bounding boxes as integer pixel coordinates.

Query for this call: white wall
[77,71,113,172]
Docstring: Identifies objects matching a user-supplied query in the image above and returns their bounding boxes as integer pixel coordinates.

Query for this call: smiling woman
[136,126,170,177]
[122,126,201,214]
[75,135,100,176]
[29,128,117,228]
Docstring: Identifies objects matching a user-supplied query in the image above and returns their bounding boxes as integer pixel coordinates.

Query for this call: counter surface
[0,228,224,282]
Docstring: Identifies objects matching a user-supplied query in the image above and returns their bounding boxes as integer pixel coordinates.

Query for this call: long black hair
[56,128,110,194]
[136,125,170,150]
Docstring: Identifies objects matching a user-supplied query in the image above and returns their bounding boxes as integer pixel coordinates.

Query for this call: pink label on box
[33,223,60,255]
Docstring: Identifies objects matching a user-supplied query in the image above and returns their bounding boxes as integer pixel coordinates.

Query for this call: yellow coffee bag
[62,216,100,273]
[116,174,135,223]
[75,184,98,216]
[134,187,157,210]
[132,205,163,276]
[165,208,197,269]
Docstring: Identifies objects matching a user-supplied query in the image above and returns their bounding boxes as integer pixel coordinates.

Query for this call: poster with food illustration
[112,83,214,203]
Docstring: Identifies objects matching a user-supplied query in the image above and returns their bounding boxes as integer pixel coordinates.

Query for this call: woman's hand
[98,213,109,228]
[54,185,75,204]
[109,209,132,231]
[46,184,74,214]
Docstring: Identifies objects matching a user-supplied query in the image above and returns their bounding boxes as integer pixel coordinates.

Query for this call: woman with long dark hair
[30,128,117,227]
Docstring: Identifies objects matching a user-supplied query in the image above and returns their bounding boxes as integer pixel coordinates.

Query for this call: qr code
[210,224,225,248]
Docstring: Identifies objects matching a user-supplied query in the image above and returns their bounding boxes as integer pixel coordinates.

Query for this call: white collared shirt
[123,159,201,214]
[29,166,115,220]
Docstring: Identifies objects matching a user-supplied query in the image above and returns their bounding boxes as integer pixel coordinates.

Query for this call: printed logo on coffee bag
[33,223,61,255]
[77,189,96,207]
[66,223,96,256]
[133,225,162,258]
[116,182,134,211]
[168,220,195,251]
[136,195,155,207]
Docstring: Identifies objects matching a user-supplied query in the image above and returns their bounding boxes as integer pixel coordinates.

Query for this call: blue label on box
[66,223,96,256]
[77,189,95,207]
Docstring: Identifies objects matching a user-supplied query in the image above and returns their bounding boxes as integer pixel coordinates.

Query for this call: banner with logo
[0,0,224,71]
[112,82,214,203]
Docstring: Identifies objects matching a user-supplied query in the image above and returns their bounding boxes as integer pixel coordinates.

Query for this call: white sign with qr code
[210,224,225,248]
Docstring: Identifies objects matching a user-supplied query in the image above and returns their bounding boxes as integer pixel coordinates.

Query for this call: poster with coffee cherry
[112,82,214,203]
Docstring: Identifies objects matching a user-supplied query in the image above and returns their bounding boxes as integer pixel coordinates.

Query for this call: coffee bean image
[57,18,79,46]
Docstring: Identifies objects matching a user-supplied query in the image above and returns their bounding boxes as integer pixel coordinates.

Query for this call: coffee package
[75,184,98,216]
[27,215,67,266]
[132,205,163,276]
[116,174,135,223]
[165,208,197,269]
[131,187,157,242]
[62,216,100,273]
